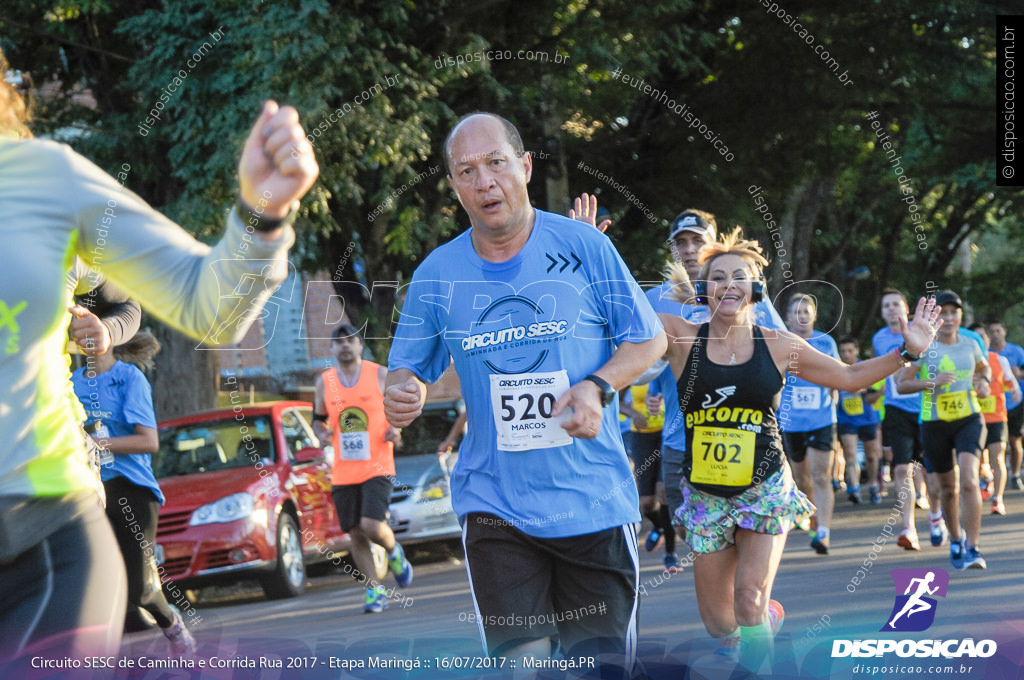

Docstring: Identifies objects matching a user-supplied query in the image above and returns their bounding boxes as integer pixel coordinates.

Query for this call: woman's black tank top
[677,323,787,497]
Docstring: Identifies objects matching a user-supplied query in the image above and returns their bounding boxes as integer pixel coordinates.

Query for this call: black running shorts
[331,476,393,532]
[882,406,923,467]
[461,512,638,669]
[921,414,986,474]
[984,420,1007,447]
[783,424,836,463]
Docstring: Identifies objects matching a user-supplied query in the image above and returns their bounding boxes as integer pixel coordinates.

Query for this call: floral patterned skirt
[675,464,815,554]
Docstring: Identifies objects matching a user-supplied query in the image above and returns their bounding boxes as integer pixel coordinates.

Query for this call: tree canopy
[4,0,1019,411]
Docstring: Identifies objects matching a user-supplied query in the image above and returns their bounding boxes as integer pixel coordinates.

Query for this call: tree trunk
[149,321,219,421]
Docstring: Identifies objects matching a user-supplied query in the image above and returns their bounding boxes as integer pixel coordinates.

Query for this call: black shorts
[838,423,879,441]
[921,415,986,474]
[627,431,662,497]
[783,425,836,463]
[882,406,923,467]
[331,476,392,532]
[1008,403,1024,437]
[984,421,1007,447]
[462,513,638,667]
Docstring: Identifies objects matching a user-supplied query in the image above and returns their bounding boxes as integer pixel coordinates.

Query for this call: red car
[152,401,384,599]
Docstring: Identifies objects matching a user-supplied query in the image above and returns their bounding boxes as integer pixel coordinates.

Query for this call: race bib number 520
[490,370,572,451]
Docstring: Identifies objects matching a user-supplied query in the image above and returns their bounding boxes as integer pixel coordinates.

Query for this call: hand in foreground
[552,380,604,439]
[899,297,942,356]
[569,192,611,233]
[238,100,320,219]
[68,305,111,356]
[974,378,991,400]
[384,378,424,428]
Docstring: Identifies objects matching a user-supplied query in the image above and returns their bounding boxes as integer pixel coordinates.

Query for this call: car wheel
[260,514,306,600]
[371,542,389,580]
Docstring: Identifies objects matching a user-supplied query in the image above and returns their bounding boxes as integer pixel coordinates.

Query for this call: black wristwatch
[898,343,920,366]
[236,195,297,233]
[583,374,616,407]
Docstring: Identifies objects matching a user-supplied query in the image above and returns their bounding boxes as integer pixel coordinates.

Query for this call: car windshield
[154,416,274,477]
[395,405,461,458]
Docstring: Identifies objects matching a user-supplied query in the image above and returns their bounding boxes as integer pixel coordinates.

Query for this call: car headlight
[190,492,255,525]
[417,475,449,502]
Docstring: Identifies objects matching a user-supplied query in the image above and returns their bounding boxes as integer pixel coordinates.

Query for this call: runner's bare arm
[999,356,1023,402]
[894,365,937,394]
[312,374,332,443]
[784,297,939,392]
[973,358,993,399]
[92,424,159,455]
[774,330,909,393]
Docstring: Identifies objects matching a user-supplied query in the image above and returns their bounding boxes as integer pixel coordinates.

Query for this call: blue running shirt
[72,360,163,503]
[388,210,662,538]
[997,342,1024,410]
[873,326,921,415]
[779,331,839,433]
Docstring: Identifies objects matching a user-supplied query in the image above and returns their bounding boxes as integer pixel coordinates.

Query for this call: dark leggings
[0,498,126,666]
[104,476,176,628]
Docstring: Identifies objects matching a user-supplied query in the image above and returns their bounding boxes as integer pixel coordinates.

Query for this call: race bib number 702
[490,370,572,451]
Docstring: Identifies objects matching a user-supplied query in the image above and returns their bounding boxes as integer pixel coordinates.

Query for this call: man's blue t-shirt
[873,326,921,415]
[644,281,786,451]
[72,360,163,504]
[779,331,838,433]
[997,342,1024,410]
[388,210,663,538]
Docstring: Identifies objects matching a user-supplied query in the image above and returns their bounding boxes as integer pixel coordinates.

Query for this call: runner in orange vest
[971,324,1022,516]
[313,323,411,613]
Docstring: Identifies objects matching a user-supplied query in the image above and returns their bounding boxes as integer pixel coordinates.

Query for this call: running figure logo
[881,568,949,632]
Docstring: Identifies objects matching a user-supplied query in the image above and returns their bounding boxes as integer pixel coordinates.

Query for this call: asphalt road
[15,489,1024,680]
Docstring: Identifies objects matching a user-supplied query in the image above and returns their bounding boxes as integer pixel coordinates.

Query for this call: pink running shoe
[768,599,785,636]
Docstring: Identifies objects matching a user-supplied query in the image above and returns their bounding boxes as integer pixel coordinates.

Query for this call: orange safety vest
[980,351,1008,424]
[322,361,395,484]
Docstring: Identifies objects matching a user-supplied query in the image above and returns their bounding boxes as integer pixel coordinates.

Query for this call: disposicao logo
[832,568,997,659]
[882,568,948,632]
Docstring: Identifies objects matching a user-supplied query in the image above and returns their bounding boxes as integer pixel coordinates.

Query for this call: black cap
[332,323,363,341]
[934,290,963,309]
[668,211,716,240]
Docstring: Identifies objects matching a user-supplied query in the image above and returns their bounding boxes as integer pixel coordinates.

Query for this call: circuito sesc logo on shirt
[460,295,569,375]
